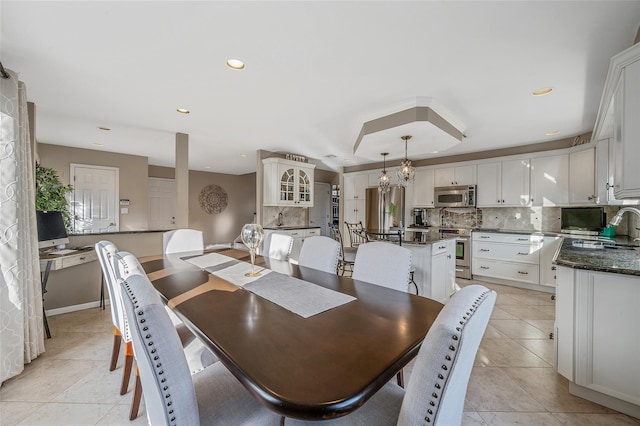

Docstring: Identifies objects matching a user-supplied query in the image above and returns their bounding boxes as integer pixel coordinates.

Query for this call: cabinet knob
[502,200,505,203]
[447,254,451,259]
[497,200,501,203]
[605,183,611,190]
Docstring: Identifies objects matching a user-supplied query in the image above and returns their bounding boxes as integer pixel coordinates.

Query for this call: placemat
[184,252,237,270]
[244,273,356,318]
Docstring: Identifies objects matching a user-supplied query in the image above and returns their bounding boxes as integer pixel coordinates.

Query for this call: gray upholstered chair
[352,242,412,292]
[119,273,282,426]
[95,241,133,396]
[262,232,294,261]
[111,251,218,420]
[297,236,341,274]
[284,284,496,425]
[162,229,204,254]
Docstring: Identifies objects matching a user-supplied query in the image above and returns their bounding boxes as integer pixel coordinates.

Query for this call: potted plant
[35,165,74,232]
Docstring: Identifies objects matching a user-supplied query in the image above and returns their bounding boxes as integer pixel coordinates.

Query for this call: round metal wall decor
[198,184,228,214]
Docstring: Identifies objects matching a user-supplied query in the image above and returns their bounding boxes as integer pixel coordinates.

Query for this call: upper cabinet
[434,165,476,187]
[593,43,640,199]
[413,168,435,207]
[262,158,315,207]
[530,155,569,206]
[477,159,530,207]
[568,148,596,204]
[343,173,369,200]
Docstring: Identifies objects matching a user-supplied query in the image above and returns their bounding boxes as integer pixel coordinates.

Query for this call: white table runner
[185,252,237,270]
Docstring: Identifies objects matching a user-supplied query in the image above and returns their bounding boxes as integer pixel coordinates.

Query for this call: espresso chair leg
[110,327,122,371]
[121,342,134,395]
[129,366,142,420]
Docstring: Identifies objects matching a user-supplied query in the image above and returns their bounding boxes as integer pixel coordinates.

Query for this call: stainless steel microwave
[434,185,476,208]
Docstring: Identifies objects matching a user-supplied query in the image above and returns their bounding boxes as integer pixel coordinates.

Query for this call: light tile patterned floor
[1,280,639,425]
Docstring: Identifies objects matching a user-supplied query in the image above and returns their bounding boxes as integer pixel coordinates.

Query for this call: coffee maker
[413,208,428,227]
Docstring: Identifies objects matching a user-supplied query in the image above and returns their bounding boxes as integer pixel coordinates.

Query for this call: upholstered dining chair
[95,241,133,396]
[284,285,496,426]
[297,236,341,274]
[262,232,294,261]
[119,273,283,426]
[162,229,204,254]
[111,250,218,420]
[329,226,356,276]
[352,242,412,293]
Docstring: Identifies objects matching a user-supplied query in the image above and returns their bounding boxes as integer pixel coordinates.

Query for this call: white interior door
[70,164,119,233]
[148,177,176,230]
[309,182,331,236]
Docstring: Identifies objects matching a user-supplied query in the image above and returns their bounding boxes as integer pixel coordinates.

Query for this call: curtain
[0,69,44,384]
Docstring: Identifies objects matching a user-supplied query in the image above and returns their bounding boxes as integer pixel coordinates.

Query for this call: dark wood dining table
[137,247,444,420]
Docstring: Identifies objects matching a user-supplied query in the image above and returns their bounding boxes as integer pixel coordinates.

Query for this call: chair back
[297,236,341,274]
[329,226,345,257]
[352,242,412,292]
[112,251,146,281]
[95,241,124,332]
[344,221,367,247]
[262,233,294,261]
[398,285,496,425]
[163,229,204,254]
[120,273,201,426]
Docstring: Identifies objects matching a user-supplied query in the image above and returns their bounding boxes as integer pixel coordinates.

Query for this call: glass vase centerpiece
[240,223,265,277]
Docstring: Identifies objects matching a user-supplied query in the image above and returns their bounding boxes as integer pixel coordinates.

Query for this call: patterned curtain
[0,69,44,384]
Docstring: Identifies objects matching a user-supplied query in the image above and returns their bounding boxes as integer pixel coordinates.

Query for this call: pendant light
[378,152,390,192]
[397,135,416,186]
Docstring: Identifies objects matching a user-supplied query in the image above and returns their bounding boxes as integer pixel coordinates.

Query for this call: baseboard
[569,382,640,420]
[46,300,110,317]
[472,275,556,294]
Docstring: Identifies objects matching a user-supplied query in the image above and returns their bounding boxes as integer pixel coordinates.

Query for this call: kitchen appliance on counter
[365,186,405,232]
[561,207,606,236]
[413,208,428,227]
[439,227,472,280]
[435,185,476,208]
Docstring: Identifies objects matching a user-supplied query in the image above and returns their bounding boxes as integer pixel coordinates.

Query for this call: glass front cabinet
[262,157,315,207]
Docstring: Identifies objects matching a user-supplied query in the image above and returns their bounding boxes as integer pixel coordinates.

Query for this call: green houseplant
[35,165,74,232]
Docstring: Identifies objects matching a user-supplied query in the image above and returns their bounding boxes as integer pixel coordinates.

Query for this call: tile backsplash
[424,206,628,234]
[263,206,307,228]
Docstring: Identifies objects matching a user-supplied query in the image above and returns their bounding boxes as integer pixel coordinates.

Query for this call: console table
[39,247,98,338]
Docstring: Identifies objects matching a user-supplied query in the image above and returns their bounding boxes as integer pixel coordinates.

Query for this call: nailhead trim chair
[283,285,496,426]
[262,232,294,261]
[119,273,282,426]
[162,229,204,254]
[297,236,341,274]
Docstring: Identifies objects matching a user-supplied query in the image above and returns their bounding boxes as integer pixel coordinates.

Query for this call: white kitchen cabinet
[556,266,640,415]
[476,159,530,207]
[595,139,639,206]
[406,238,456,303]
[263,158,315,207]
[539,236,561,287]
[343,173,369,201]
[472,232,545,289]
[412,168,435,207]
[530,155,569,206]
[569,148,596,205]
[344,199,365,224]
[593,42,640,200]
[434,165,476,187]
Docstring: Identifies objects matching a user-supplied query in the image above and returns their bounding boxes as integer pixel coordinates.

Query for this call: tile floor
[1,280,639,425]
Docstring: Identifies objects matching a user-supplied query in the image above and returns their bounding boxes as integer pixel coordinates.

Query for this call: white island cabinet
[556,266,640,418]
[405,238,456,303]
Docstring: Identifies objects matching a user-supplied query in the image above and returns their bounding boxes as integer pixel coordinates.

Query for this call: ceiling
[2,1,640,175]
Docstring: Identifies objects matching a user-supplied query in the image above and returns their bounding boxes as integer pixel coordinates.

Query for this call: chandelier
[396,135,416,186]
[378,152,391,192]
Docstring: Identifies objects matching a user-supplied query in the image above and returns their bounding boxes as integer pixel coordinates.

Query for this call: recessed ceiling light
[93,142,103,146]
[431,151,439,154]
[546,130,560,136]
[176,108,190,114]
[532,87,553,96]
[204,166,211,169]
[239,153,247,157]
[343,159,353,162]
[226,59,245,70]
[97,126,110,131]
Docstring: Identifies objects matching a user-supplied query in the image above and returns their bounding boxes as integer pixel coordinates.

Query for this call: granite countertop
[473,228,558,237]
[554,237,640,276]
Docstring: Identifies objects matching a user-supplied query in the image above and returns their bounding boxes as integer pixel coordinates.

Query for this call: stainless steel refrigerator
[365,186,405,231]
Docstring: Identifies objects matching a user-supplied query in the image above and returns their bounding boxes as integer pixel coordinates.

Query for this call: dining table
[137,247,444,420]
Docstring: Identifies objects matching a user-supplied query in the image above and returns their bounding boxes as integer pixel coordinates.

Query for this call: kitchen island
[554,237,640,419]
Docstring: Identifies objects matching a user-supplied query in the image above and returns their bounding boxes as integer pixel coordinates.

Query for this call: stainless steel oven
[439,228,472,280]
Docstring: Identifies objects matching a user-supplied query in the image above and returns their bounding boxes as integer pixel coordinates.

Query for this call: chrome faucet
[609,207,640,241]
[276,212,284,227]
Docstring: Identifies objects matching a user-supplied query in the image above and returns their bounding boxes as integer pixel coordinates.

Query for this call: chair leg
[129,366,142,420]
[121,342,134,395]
[110,327,122,371]
[396,369,404,388]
